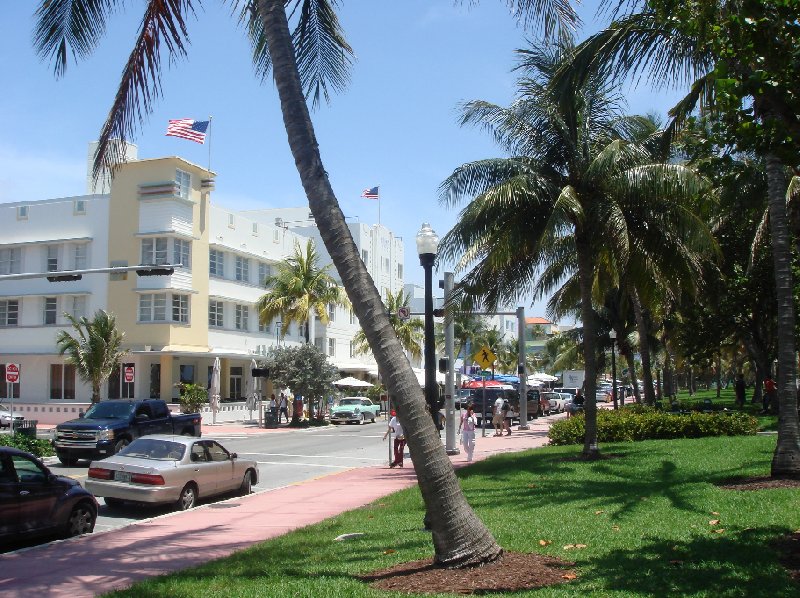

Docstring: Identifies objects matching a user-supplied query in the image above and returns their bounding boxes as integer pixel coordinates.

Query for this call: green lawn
[107,435,799,597]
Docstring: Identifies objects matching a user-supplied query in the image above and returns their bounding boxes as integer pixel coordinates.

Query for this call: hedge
[0,434,55,458]
[548,405,759,445]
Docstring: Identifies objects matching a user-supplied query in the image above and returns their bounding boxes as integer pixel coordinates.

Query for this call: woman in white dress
[459,404,478,462]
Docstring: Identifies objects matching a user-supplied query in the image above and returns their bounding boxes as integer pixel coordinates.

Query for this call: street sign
[397,306,410,321]
[123,365,135,384]
[5,363,20,384]
[473,346,497,370]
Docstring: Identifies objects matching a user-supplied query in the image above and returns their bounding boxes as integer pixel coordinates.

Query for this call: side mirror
[135,414,150,422]
[78,412,85,419]
[230,452,238,460]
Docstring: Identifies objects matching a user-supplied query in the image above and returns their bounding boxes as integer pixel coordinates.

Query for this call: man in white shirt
[492,396,505,437]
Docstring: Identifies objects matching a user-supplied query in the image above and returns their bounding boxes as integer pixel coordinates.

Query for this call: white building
[0,145,397,423]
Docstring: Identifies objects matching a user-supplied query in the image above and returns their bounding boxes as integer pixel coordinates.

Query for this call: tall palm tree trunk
[257,0,502,564]
[765,153,800,478]
[632,291,656,405]
[576,236,599,458]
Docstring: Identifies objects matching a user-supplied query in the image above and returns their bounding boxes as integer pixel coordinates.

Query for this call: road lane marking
[239,452,385,461]
[254,461,352,469]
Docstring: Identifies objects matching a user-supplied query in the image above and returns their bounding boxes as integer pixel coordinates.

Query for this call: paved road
[43,420,393,534]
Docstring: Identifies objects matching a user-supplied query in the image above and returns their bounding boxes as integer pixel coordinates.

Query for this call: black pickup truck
[53,399,202,465]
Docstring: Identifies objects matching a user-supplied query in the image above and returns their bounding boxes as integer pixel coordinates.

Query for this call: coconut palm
[256,239,349,345]
[55,310,126,404]
[439,40,711,457]
[32,0,581,566]
[352,289,423,361]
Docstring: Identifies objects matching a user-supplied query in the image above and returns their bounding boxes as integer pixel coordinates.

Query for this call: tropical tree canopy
[55,310,126,403]
[353,289,423,359]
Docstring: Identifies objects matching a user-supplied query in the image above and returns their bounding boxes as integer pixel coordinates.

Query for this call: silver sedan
[85,435,259,511]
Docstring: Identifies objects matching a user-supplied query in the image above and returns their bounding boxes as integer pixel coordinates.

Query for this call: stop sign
[124,365,135,384]
[5,363,20,384]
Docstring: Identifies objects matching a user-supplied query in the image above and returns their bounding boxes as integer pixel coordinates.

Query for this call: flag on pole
[166,119,210,144]
[361,186,379,199]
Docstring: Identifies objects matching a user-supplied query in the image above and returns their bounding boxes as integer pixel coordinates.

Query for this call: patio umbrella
[462,379,504,389]
[529,373,558,383]
[333,376,373,388]
[208,357,221,425]
[245,358,259,420]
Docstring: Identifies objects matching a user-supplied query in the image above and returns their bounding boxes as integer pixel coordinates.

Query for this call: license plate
[114,471,132,483]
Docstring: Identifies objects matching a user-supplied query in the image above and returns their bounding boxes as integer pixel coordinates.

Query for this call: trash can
[264,407,278,429]
[14,420,38,438]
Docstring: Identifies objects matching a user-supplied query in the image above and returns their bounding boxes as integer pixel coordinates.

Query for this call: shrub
[548,406,759,445]
[178,383,207,414]
[0,434,55,458]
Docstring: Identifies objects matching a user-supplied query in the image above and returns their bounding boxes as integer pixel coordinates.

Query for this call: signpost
[397,306,410,321]
[124,365,135,384]
[472,347,496,437]
[5,363,19,433]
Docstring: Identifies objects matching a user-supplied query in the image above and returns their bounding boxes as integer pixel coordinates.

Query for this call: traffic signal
[432,308,445,317]
[47,274,83,282]
[438,357,449,373]
[251,368,270,378]
[136,267,175,277]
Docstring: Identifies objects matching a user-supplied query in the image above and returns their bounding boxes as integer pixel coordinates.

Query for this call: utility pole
[444,272,458,454]
[517,306,528,429]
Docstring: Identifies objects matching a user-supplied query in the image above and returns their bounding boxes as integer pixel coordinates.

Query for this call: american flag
[361,186,379,199]
[166,119,210,144]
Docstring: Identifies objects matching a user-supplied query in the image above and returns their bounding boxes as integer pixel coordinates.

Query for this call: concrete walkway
[1,415,561,597]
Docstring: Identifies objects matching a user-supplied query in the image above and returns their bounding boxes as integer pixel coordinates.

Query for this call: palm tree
[352,289,423,361]
[55,310,126,404]
[256,239,349,346]
[564,0,800,477]
[32,0,581,565]
[439,40,711,457]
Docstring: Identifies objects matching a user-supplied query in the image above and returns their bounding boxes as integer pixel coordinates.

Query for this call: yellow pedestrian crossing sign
[473,346,496,369]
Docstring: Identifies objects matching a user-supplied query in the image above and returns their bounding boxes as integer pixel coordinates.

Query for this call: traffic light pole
[444,272,458,454]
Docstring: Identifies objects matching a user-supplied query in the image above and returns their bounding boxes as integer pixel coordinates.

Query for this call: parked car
[553,387,580,398]
[0,447,97,545]
[86,435,258,511]
[330,397,380,424]
[464,388,539,426]
[0,404,24,429]
[54,399,202,466]
[542,391,570,414]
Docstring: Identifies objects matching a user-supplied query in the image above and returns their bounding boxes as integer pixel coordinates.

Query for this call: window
[50,364,76,400]
[44,297,57,325]
[252,222,259,236]
[328,303,336,322]
[74,199,86,215]
[73,244,87,270]
[70,296,87,319]
[0,300,19,326]
[176,169,191,199]
[0,365,20,399]
[172,294,189,323]
[141,237,168,265]
[229,367,243,399]
[361,249,369,263]
[350,341,356,358]
[235,304,249,330]
[328,338,336,357]
[150,364,161,398]
[258,262,271,288]
[273,228,280,243]
[350,310,356,325]
[384,257,390,273]
[258,318,270,333]
[209,249,224,277]
[108,362,135,399]
[209,301,224,327]
[47,245,59,272]
[228,213,235,229]
[173,239,191,269]
[235,256,249,282]
[397,264,403,279]
[17,206,28,220]
[139,293,167,322]
[0,248,21,274]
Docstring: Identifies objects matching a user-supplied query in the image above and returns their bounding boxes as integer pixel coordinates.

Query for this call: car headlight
[97,430,114,441]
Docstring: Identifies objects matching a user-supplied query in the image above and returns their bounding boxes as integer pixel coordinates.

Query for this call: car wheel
[57,452,79,467]
[239,471,253,496]
[66,502,96,537]
[370,413,377,423]
[359,413,365,425]
[114,438,130,454]
[104,497,125,509]
[176,483,198,511]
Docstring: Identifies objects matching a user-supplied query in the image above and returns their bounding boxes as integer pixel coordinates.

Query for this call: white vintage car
[86,435,258,511]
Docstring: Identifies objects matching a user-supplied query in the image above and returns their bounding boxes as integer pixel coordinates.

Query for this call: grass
[669,389,778,431]
[106,435,799,598]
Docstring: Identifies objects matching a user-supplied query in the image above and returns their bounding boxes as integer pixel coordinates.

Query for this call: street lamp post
[416,222,439,428]
[276,321,282,347]
[609,329,618,409]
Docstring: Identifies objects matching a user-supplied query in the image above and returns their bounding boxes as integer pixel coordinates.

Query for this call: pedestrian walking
[501,398,512,435]
[383,410,406,468]
[278,393,289,423]
[763,375,777,414]
[734,374,746,408]
[458,404,478,461]
[492,395,504,436]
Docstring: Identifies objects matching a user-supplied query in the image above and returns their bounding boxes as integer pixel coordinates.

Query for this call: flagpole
[378,188,381,227]
[207,115,213,172]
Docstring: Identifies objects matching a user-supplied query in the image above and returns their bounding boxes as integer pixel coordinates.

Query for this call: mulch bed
[360,551,576,595]
[774,531,800,582]
[558,452,626,462]
[717,476,800,490]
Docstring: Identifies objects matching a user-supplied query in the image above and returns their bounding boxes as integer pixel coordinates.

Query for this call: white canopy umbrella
[333,376,373,388]
[208,357,221,425]
[529,372,558,383]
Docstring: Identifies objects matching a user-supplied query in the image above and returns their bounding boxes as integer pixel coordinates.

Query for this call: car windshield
[83,402,135,419]
[118,438,186,460]
[340,399,362,406]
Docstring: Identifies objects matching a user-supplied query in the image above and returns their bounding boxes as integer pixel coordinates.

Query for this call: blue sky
[1,1,681,318]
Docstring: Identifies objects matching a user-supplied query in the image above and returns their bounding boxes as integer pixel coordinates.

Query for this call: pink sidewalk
[1,416,558,597]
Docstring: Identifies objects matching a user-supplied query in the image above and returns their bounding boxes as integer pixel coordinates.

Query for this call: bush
[0,434,55,458]
[548,406,759,445]
[178,383,207,414]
